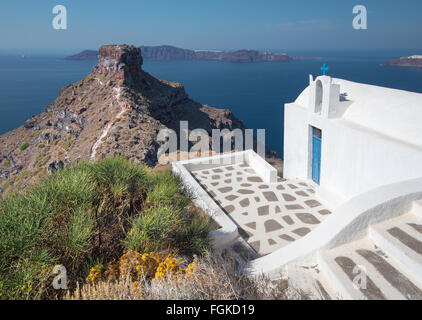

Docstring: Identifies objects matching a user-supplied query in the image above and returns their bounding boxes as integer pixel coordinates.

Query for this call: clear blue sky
[1,0,421,52]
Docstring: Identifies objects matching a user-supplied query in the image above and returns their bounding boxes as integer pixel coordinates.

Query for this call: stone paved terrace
[190,161,332,256]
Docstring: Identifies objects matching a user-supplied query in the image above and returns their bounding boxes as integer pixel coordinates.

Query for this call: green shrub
[62,206,95,261]
[175,210,212,255]
[19,142,30,152]
[145,170,189,208]
[0,163,96,299]
[0,166,96,299]
[124,205,183,253]
[91,156,148,199]
[124,205,211,255]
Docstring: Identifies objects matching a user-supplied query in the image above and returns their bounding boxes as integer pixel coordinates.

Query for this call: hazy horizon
[1,1,422,53]
[1,47,422,57]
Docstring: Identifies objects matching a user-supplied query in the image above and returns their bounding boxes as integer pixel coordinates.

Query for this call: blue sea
[1,50,421,158]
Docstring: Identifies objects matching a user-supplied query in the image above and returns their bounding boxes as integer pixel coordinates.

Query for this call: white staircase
[287,200,422,300]
[412,200,422,216]
[369,213,422,279]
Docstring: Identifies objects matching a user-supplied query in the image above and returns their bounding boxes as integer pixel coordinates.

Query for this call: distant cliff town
[383,55,422,68]
[65,45,321,63]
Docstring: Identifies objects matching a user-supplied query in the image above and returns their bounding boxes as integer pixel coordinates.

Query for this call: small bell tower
[308,75,340,118]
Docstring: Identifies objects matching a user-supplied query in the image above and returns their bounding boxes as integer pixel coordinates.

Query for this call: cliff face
[140,45,197,60]
[65,45,292,63]
[94,45,143,80]
[0,44,265,196]
[140,46,292,62]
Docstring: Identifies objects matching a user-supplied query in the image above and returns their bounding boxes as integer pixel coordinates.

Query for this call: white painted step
[369,213,422,280]
[221,237,259,272]
[412,200,422,217]
[285,262,338,300]
[318,238,422,300]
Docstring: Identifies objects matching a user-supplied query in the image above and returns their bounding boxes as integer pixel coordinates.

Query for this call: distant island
[64,50,98,61]
[65,45,321,63]
[383,55,422,68]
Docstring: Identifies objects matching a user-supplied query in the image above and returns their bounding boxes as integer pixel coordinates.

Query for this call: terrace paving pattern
[191,162,332,255]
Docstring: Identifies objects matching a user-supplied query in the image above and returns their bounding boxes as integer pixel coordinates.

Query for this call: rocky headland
[1,44,276,196]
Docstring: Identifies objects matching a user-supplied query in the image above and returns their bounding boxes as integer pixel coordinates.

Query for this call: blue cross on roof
[321,63,329,75]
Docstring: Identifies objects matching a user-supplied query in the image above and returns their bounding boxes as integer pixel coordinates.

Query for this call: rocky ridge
[65,45,293,63]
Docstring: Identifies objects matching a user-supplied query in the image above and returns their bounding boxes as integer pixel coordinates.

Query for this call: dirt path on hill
[90,87,125,159]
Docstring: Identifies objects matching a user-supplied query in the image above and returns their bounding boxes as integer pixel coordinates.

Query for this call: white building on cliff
[174,75,422,297]
[283,75,422,206]
[173,75,422,297]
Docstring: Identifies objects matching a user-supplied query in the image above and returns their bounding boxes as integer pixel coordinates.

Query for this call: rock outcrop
[0,44,276,196]
[93,45,143,82]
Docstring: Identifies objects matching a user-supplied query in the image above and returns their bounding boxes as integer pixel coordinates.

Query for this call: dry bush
[85,250,195,285]
[67,277,143,300]
[65,252,312,300]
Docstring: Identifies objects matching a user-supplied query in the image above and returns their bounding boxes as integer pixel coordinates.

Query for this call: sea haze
[0,50,421,158]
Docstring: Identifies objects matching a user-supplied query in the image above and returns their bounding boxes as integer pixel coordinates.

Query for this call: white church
[283,75,422,207]
[174,74,422,299]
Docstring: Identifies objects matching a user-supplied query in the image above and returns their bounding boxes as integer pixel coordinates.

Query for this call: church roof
[294,78,422,149]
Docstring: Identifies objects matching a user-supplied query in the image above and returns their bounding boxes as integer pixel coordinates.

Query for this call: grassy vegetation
[0,156,212,300]
[19,142,30,152]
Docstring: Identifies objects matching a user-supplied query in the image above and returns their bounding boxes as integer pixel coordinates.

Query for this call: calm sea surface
[1,50,421,158]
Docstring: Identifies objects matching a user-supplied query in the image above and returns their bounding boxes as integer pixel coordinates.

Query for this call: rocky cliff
[1,45,273,196]
[65,45,293,63]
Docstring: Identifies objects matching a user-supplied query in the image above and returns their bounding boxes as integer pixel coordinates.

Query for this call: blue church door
[312,127,322,184]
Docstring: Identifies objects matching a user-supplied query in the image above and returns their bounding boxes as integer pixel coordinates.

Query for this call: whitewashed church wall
[321,120,422,200]
[283,103,422,202]
[283,103,309,180]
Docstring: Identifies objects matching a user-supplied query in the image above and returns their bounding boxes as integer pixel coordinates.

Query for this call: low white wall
[172,150,276,248]
[172,159,239,248]
[243,177,422,278]
[246,151,277,183]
